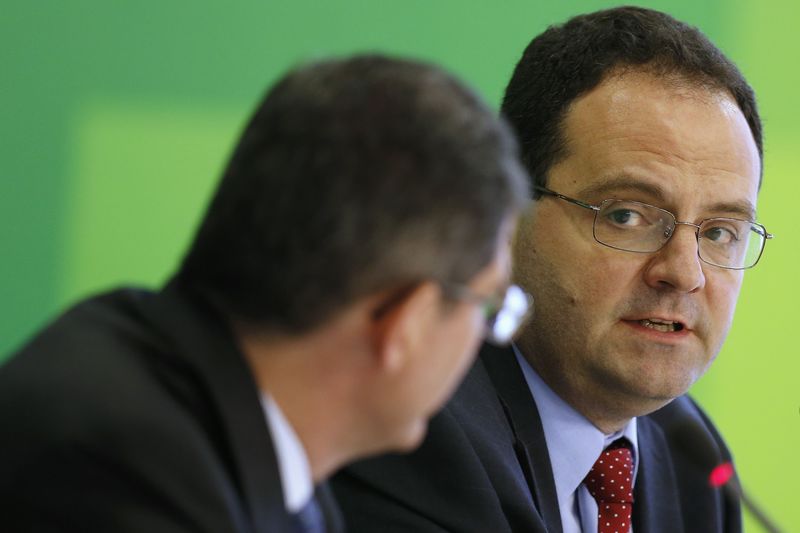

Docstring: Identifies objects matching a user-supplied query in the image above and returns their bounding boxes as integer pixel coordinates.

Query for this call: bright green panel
[724,0,800,139]
[692,135,799,531]
[686,1,799,530]
[59,101,241,303]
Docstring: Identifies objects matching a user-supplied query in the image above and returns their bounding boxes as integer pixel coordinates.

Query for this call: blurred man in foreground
[0,55,530,532]
[334,8,771,532]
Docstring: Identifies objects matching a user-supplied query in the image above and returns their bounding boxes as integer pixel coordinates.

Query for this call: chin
[628,379,695,410]
[390,418,428,453]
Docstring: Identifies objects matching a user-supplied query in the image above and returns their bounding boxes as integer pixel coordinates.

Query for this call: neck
[236,320,367,483]
[525,356,659,435]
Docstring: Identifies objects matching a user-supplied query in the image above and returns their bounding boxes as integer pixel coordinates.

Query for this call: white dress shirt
[514,347,639,533]
[261,393,314,514]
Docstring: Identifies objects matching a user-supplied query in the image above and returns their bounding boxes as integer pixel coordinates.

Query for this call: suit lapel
[315,483,344,533]
[480,344,563,533]
[646,396,737,533]
[143,283,295,533]
[633,416,685,533]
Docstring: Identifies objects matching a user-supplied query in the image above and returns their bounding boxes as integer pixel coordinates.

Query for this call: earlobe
[370,282,441,374]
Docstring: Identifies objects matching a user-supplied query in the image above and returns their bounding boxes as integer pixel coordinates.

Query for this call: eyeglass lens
[593,199,766,269]
[486,285,532,344]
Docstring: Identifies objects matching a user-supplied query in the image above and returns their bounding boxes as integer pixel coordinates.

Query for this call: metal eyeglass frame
[532,184,773,270]
[441,283,533,345]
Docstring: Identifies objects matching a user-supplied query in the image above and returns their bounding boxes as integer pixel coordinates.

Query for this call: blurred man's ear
[369,282,442,374]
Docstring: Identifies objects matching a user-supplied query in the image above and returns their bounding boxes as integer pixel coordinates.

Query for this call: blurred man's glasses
[442,284,533,345]
[533,185,772,270]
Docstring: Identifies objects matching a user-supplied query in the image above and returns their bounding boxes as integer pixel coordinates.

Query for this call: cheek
[532,242,638,311]
[435,309,485,389]
[449,308,485,366]
[522,211,621,301]
[584,254,645,305]
[705,271,744,331]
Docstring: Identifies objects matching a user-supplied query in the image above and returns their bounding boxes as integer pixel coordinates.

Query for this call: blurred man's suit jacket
[0,284,342,533]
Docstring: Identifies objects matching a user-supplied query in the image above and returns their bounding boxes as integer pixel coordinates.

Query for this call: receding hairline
[545,65,762,183]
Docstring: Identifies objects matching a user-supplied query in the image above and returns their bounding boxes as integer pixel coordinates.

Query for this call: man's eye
[607,209,644,226]
[703,226,738,244]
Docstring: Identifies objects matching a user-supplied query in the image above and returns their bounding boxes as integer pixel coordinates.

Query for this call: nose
[643,223,706,293]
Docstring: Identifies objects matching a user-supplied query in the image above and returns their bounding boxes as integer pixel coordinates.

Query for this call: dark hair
[501,6,762,190]
[178,55,528,333]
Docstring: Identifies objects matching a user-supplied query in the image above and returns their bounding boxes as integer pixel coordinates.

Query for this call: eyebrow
[576,175,757,220]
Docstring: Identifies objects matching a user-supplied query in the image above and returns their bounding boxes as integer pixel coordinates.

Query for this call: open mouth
[637,318,684,332]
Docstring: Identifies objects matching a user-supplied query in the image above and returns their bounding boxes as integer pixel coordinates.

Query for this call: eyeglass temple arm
[532,185,600,212]
[752,225,774,240]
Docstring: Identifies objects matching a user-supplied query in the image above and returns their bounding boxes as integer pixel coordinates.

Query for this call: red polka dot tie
[583,439,634,533]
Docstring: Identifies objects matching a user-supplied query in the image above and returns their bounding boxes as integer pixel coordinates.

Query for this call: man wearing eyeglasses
[0,56,532,532]
[333,7,768,533]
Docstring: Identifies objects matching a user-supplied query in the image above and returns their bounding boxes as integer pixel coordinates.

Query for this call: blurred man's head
[182,55,527,334]
[505,7,766,432]
[178,55,529,465]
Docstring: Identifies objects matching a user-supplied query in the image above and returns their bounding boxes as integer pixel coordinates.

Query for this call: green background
[1,1,796,530]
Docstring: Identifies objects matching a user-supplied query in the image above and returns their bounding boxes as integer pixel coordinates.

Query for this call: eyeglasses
[442,283,533,345]
[533,185,773,270]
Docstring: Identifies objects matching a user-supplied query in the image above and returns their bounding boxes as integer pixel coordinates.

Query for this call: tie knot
[583,439,634,504]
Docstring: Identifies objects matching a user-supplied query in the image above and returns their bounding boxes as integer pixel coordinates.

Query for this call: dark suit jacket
[0,283,342,533]
[332,343,741,532]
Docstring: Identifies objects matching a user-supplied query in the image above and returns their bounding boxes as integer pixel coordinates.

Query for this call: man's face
[513,72,760,427]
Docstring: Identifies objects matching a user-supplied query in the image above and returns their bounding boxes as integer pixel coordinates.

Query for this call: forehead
[550,71,761,218]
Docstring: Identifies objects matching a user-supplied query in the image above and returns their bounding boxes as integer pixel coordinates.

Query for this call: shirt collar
[512,346,639,505]
[261,393,314,514]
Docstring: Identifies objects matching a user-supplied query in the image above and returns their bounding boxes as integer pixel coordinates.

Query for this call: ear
[370,282,442,374]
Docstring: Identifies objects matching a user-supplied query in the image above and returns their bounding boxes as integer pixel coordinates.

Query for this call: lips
[637,318,685,332]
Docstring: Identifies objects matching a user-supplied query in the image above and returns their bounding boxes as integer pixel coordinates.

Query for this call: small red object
[709,462,734,487]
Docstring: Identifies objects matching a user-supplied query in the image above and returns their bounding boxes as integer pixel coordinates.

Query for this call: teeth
[639,319,678,332]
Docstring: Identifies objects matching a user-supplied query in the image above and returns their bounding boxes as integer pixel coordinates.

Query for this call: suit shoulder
[0,288,218,467]
[0,290,247,531]
[644,394,734,465]
[332,352,526,532]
